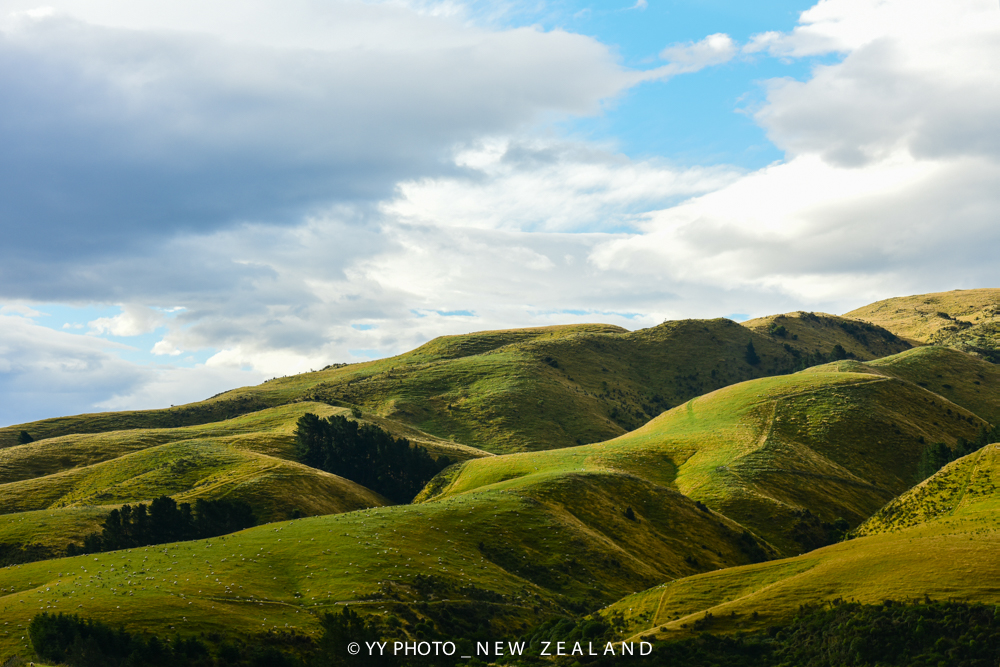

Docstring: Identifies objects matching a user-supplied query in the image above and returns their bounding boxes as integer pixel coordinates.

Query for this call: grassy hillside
[0,470,774,661]
[864,345,1000,424]
[0,348,993,660]
[423,346,998,555]
[855,442,1000,536]
[0,401,486,539]
[0,298,995,664]
[846,287,1000,362]
[0,402,486,489]
[3,317,915,455]
[742,311,911,361]
[0,402,342,485]
[597,444,1000,643]
[0,440,386,520]
[0,507,109,565]
[0,404,403,563]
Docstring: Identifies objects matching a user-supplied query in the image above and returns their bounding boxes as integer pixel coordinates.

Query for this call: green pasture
[599,443,1000,641]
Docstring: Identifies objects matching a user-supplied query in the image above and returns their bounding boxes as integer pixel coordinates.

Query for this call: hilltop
[846,287,1000,362]
[742,310,910,361]
[1,316,910,455]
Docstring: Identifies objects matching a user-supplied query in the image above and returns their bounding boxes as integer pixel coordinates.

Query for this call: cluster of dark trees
[29,599,1000,667]
[0,542,56,566]
[747,338,853,370]
[66,496,256,556]
[917,425,999,481]
[30,612,226,667]
[509,600,1000,667]
[780,343,855,372]
[294,413,452,503]
[28,608,395,667]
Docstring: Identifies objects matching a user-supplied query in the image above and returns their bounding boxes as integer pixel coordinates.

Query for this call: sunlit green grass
[0,468,768,660]
[0,327,995,663]
[0,402,344,485]
[425,347,997,554]
[0,440,387,521]
[3,318,895,455]
[600,443,1000,642]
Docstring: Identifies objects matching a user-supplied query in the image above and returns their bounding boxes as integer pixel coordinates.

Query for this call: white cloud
[0,312,148,424]
[88,304,164,337]
[590,0,1000,303]
[659,33,737,72]
[755,28,1000,166]
[744,0,995,58]
[589,152,1000,300]
[384,138,741,232]
[93,364,270,411]
[151,340,183,356]
[0,310,272,423]
[0,304,43,317]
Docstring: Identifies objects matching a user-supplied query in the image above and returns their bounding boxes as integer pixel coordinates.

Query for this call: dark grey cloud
[0,11,631,272]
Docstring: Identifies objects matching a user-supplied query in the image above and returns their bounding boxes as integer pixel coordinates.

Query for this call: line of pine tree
[917,424,999,481]
[66,496,255,555]
[294,413,452,503]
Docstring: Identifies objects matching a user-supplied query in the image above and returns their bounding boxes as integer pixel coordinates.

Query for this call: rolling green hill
[0,402,487,488]
[0,404,400,564]
[0,441,389,564]
[424,346,997,555]
[0,470,773,660]
[854,441,1000,536]
[0,402,342,486]
[1,345,994,662]
[0,348,985,664]
[0,440,387,521]
[0,294,996,665]
[742,310,911,361]
[598,443,1000,643]
[846,287,1000,362]
[2,317,916,457]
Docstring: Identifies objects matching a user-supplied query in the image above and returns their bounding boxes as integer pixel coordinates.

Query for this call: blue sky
[540,0,823,166]
[2,0,999,424]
